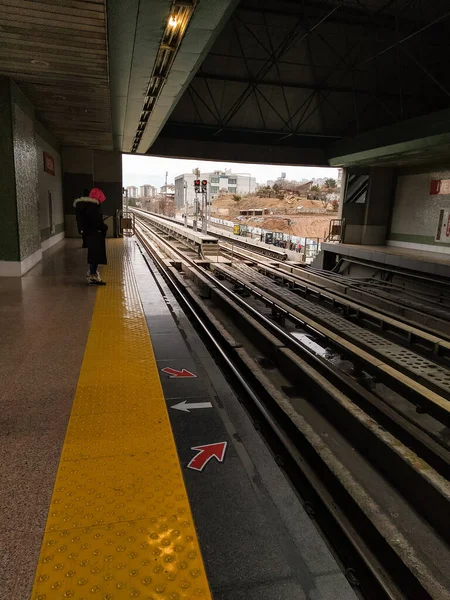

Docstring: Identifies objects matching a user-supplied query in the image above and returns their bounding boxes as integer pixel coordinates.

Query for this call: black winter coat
[74,197,108,265]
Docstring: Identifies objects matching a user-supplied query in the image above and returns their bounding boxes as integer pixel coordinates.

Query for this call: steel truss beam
[359,7,450,65]
[218,1,346,133]
[238,0,426,33]
[194,72,424,100]
[173,0,449,142]
[159,121,341,144]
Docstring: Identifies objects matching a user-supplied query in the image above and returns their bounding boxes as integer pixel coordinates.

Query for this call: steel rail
[134,225,404,600]
[134,220,449,600]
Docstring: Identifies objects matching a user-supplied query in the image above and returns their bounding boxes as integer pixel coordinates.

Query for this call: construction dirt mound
[255,216,332,238]
[211,193,325,218]
[211,194,335,239]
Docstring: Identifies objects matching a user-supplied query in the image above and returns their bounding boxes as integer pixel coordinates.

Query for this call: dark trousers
[89,263,98,275]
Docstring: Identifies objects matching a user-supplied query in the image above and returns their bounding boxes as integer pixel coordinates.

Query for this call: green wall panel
[0,78,19,261]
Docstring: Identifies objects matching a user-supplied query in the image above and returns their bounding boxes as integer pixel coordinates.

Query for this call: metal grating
[219,263,450,397]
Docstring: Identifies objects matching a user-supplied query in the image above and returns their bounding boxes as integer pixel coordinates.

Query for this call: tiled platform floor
[1,238,358,600]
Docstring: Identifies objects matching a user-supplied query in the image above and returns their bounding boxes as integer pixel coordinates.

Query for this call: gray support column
[341,167,368,244]
[341,167,395,246]
[337,168,347,220]
[0,77,42,276]
[0,77,20,264]
[62,147,123,238]
[361,168,395,245]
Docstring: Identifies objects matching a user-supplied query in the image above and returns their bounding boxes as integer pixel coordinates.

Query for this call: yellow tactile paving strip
[32,240,212,600]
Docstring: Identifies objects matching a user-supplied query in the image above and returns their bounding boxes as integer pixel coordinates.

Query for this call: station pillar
[0,77,42,276]
[341,167,395,245]
[62,147,123,238]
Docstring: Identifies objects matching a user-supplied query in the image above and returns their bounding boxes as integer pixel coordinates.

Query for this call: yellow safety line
[32,240,212,600]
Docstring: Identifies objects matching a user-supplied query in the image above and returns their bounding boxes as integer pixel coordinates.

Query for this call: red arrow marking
[187,442,228,472]
[161,367,197,378]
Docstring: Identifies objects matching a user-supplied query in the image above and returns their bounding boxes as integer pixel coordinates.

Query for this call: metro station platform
[321,242,450,278]
[0,238,357,600]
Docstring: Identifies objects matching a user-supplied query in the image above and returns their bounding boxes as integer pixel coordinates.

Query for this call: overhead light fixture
[131,0,197,153]
[31,59,49,67]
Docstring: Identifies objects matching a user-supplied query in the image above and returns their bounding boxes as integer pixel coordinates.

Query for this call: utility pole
[201,180,208,234]
[206,182,211,229]
[192,168,201,232]
[164,170,168,215]
[184,181,188,228]
[193,180,199,232]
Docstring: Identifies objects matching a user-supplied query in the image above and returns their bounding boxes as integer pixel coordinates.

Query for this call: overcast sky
[122,154,339,189]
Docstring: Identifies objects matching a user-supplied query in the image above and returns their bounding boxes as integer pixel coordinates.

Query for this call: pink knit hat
[89,188,106,203]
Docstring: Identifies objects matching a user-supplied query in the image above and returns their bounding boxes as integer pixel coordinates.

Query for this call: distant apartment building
[126,185,138,198]
[174,171,256,208]
[139,184,156,197]
[160,184,175,194]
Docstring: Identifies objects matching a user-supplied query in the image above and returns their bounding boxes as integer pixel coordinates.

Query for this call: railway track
[134,212,450,600]
[131,207,289,261]
[296,263,450,337]
[213,262,450,409]
[251,259,450,348]
[132,208,450,336]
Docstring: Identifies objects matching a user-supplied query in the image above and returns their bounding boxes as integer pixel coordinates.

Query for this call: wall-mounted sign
[430,179,450,195]
[233,224,240,235]
[43,151,55,176]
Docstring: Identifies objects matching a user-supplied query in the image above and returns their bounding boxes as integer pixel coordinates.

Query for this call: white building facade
[126,185,138,198]
[174,171,256,209]
[139,184,156,197]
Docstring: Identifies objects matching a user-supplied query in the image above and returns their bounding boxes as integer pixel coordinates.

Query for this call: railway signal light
[201,179,207,192]
[194,179,200,192]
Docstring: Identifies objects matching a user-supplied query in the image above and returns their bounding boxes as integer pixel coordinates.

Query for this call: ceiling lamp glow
[131,0,197,153]
[31,59,50,67]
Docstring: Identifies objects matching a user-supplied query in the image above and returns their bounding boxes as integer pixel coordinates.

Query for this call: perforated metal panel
[221,263,450,396]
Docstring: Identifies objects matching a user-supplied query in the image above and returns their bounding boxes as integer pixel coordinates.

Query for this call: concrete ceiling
[0,0,112,149]
[328,106,450,167]
[1,0,449,169]
[107,0,172,153]
[107,0,239,154]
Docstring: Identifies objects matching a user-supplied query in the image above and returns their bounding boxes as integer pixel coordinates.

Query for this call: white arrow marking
[171,400,213,413]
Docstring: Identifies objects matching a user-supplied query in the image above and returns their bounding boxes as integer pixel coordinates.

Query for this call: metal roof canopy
[2,0,450,168]
[147,0,450,167]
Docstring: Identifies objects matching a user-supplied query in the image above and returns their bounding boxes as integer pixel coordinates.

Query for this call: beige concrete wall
[389,165,450,251]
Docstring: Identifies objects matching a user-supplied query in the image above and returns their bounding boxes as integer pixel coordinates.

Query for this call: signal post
[193,179,208,233]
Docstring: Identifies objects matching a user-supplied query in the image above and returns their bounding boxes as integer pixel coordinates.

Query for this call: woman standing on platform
[78,188,90,248]
[74,188,108,285]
